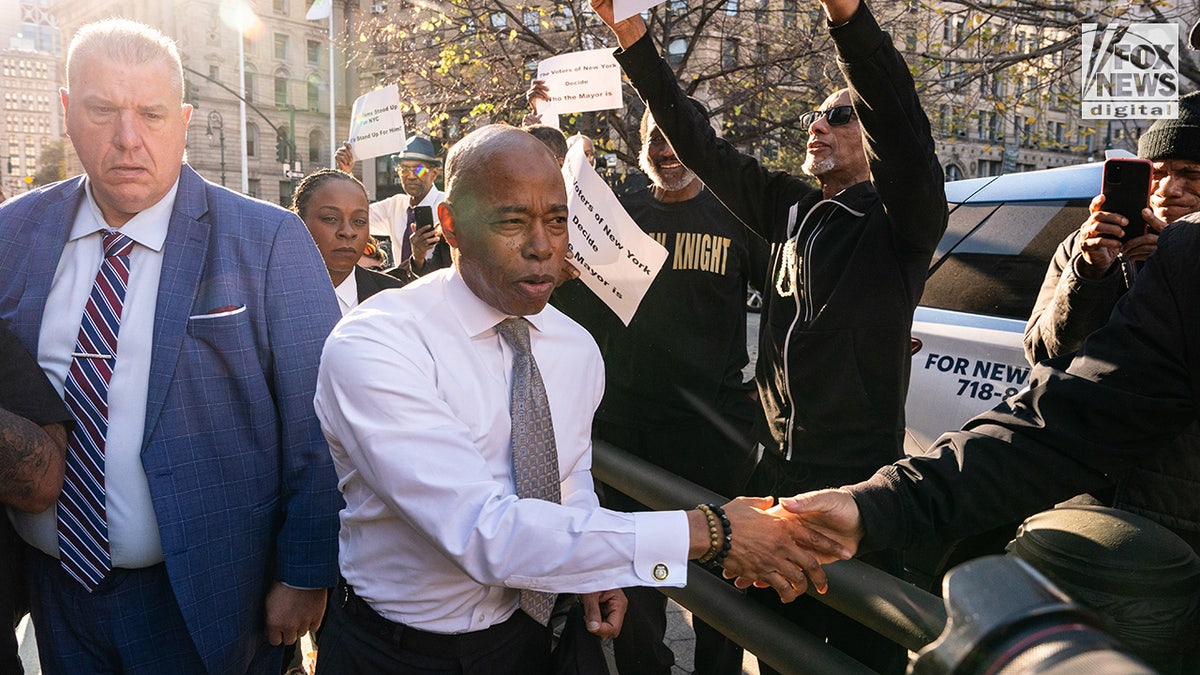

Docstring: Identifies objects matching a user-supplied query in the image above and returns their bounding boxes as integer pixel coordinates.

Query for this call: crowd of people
[2,1,1200,674]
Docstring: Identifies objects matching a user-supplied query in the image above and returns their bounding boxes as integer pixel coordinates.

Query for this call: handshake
[703,490,865,602]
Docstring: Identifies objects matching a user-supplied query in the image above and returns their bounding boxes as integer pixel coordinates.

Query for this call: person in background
[0,19,340,673]
[524,124,569,166]
[312,124,843,674]
[1,319,69,675]
[776,211,1200,615]
[292,169,408,316]
[567,133,596,167]
[359,236,387,271]
[591,0,947,670]
[336,136,448,278]
[1024,92,1200,552]
[541,85,769,675]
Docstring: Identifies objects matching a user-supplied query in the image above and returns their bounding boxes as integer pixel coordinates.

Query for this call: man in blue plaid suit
[0,18,340,674]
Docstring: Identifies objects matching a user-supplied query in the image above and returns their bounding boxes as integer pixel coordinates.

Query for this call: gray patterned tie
[495,317,560,626]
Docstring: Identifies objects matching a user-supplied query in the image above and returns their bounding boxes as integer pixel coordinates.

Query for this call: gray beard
[802,155,836,178]
[640,150,697,192]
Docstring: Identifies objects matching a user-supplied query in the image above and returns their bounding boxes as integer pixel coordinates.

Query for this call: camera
[910,556,1155,675]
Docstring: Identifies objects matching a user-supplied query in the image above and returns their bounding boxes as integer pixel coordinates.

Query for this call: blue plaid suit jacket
[0,166,341,674]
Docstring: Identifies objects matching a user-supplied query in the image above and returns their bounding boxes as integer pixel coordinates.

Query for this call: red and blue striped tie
[58,229,134,591]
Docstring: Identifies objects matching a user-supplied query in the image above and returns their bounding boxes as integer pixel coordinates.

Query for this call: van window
[921,200,1090,321]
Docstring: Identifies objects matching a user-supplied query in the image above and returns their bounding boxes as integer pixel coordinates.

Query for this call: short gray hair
[66,19,184,101]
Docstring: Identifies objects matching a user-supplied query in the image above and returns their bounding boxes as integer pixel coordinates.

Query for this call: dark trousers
[316,581,552,675]
[2,522,25,675]
[23,545,224,675]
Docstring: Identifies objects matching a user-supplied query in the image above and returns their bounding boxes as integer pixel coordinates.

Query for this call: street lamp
[206,110,227,187]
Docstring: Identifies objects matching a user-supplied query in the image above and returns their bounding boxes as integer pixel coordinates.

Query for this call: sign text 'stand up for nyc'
[1082,23,1178,120]
[348,85,405,160]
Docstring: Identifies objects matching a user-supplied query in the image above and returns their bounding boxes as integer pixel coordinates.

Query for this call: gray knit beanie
[1138,91,1200,162]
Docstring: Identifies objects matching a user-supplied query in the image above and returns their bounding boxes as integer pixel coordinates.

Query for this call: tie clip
[72,352,112,360]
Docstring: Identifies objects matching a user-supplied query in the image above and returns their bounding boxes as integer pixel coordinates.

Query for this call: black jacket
[1024,229,1200,550]
[615,4,947,480]
[355,265,407,302]
[852,221,1200,554]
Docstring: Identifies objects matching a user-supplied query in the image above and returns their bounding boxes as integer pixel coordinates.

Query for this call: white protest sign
[563,143,667,325]
[536,49,623,114]
[348,85,405,160]
[612,0,660,22]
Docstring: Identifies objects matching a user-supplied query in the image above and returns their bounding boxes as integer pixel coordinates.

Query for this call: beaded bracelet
[704,503,732,568]
[696,503,723,564]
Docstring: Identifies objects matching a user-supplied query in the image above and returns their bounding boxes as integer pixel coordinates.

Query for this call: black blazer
[356,265,407,302]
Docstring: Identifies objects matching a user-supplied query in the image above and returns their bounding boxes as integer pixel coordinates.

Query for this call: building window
[309,128,327,165]
[275,76,288,106]
[273,0,287,14]
[209,65,219,81]
[246,123,259,157]
[490,12,507,29]
[307,76,320,111]
[783,0,796,27]
[667,37,687,66]
[248,178,260,199]
[307,40,320,65]
[722,38,738,69]
[523,10,540,33]
[724,0,738,16]
[274,33,289,60]
[244,72,256,103]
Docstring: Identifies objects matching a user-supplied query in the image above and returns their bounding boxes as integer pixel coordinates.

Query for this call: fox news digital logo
[1082,23,1178,120]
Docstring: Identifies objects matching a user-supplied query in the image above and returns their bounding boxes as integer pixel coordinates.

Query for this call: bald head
[444,125,562,215]
[439,125,569,316]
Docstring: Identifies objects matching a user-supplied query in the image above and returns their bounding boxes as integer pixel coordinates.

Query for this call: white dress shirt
[315,268,689,634]
[367,186,446,262]
[14,179,180,568]
[333,272,358,316]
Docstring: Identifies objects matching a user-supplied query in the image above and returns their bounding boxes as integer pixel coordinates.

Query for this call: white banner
[348,85,406,160]
[536,50,623,114]
[562,143,666,326]
[612,0,661,22]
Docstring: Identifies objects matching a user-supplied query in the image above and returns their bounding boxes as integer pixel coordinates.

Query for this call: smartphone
[1101,158,1152,243]
[413,205,435,231]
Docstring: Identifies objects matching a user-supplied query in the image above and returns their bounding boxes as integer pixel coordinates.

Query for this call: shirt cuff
[632,510,690,587]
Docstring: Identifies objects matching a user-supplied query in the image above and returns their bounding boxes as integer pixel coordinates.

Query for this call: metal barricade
[592,440,948,674]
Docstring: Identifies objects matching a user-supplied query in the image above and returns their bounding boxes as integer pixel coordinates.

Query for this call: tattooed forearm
[0,409,66,513]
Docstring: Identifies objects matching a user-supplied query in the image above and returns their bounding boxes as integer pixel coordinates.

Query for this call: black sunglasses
[800,105,856,128]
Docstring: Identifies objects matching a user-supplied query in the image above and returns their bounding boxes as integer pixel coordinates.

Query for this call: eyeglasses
[398,163,430,178]
[799,105,856,129]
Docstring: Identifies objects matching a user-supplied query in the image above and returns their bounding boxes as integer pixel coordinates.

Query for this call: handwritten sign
[348,85,405,160]
[563,142,667,325]
[536,49,623,114]
[612,0,661,22]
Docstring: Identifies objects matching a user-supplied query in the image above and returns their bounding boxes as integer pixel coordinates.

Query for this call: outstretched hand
[715,496,852,602]
[778,489,865,557]
[588,0,647,48]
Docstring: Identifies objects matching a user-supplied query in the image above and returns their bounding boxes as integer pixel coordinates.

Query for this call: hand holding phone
[1101,158,1152,243]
